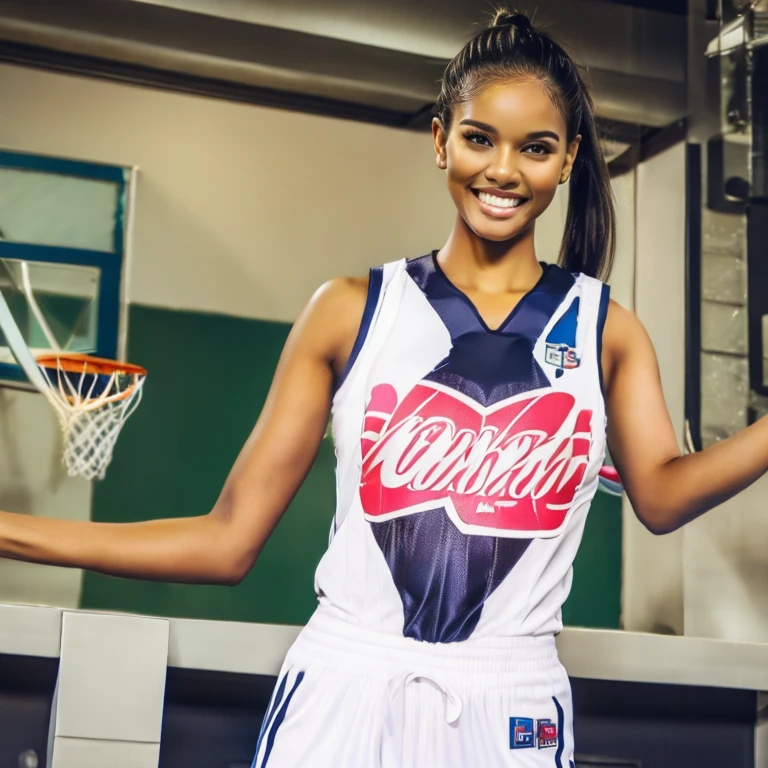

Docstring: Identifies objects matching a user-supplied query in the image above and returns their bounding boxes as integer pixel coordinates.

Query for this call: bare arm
[0,276,368,584]
[604,300,768,534]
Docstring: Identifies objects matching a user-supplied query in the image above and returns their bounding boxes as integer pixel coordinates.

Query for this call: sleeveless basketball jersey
[314,252,610,644]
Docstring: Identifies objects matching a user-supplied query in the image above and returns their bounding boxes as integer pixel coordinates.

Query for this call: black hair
[435,8,615,281]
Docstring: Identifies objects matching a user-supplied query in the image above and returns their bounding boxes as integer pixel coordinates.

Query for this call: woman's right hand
[0,275,368,585]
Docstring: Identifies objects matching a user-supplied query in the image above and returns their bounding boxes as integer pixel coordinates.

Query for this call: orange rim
[35,353,146,377]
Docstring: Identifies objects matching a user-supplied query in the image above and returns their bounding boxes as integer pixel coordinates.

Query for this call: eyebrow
[458,119,560,142]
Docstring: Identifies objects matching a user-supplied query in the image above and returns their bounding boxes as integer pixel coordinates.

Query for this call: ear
[432,117,448,170]
[560,134,582,184]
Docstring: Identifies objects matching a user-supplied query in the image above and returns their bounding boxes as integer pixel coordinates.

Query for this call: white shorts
[250,611,575,768]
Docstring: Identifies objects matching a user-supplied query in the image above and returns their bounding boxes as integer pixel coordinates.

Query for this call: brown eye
[524,143,551,155]
[465,132,492,147]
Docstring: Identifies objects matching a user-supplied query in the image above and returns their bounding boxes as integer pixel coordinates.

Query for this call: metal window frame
[0,149,130,385]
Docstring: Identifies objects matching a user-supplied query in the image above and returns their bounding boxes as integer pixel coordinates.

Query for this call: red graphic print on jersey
[360,382,593,536]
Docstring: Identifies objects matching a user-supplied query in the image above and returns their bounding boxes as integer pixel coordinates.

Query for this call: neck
[436,214,543,294]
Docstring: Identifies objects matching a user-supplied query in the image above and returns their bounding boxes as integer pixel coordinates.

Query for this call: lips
[471,188,529,218]
[473,187,527,200]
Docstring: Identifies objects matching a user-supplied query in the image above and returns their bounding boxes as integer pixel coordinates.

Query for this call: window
[0,150,134,385]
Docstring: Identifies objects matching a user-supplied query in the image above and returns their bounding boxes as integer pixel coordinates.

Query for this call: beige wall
[600,161,689,636]
[683,462,768,642]
[0,63,568,324]
[0,64,446,322]
[607,170,635,310]
[620,142,686,635]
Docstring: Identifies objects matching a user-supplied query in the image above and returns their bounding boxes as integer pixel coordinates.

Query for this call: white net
[0,268,145,481]
[39,356,146,481]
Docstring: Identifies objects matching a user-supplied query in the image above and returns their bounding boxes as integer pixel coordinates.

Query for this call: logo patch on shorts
[509,717,558,750]
[509,718,534,749]
[536,719,558,749]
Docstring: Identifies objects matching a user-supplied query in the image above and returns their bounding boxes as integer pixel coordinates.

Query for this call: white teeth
[477,191,524,209]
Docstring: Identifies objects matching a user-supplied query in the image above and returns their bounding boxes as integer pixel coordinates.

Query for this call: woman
[2,8,767,767]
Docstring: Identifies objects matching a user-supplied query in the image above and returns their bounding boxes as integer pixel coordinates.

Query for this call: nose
[485,145,521,187]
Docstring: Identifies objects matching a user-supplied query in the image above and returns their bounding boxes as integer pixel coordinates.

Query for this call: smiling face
[433,78,581,243]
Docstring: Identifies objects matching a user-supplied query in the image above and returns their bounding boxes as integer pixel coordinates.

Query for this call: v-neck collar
[430,251,552,335]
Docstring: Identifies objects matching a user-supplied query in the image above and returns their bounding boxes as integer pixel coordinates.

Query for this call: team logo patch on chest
[360,381,592,537]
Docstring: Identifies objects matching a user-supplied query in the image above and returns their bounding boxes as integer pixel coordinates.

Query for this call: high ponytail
[559,68,615,280]
[436,8,615,281]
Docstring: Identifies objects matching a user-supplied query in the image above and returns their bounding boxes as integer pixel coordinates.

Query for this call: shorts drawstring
[389,669,463,724]
[386,668,464,766]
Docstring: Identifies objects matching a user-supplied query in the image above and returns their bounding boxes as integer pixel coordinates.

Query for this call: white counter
[2,602,767,692]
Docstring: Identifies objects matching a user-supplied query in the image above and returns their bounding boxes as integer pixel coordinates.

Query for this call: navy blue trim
[408,252,575,346]
[553,696,565,768]
[250,672,289,768]
[112,174,128,255]
[0,362,37,383]
[335,266,383,391]
[430,251,560,336]
[0,244,121,383]
[0,150,126,183]
[0,241,115,266]
[596,283,611,399]
[259,671,305,767]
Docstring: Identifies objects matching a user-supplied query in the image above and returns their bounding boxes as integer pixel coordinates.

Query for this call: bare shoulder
[601,299,654,392]
[302,275,370,374]
[310,276,369,331]
[603,299,642,350]
[312,275,369,311]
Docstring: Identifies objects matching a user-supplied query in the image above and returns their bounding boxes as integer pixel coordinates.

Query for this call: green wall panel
[82,305,336,624]
[83,304,621,630]
[561,491,622,629]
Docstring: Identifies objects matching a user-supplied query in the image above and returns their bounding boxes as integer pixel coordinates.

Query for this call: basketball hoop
[35,354,146,481]
[0,257,147,481]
